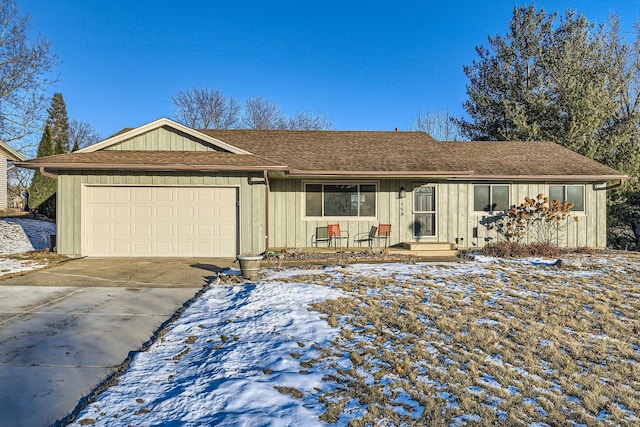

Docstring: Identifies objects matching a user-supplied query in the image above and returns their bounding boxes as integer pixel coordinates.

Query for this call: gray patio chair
[353,226,377,247]
[311,226,331,247]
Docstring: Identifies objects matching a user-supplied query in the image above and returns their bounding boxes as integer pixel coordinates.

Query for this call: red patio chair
[376,224,391,248]
[328,224,349,248]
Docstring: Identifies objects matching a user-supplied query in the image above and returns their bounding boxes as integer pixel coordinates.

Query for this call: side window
[549,185,584,212]
[473,184,510,213]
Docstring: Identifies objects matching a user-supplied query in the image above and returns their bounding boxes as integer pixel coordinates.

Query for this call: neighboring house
[17,118,627,257]
[0,141,26,211]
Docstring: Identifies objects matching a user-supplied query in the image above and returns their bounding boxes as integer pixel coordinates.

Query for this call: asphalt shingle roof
[19,127,627,179]
[201,130,624,178]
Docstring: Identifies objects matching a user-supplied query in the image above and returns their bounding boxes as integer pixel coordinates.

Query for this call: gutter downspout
[263,170,270,253]
[39,166,58,180]
[599,179,626,191]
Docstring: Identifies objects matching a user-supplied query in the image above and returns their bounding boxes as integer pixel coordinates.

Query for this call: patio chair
[376,224,391,248]
[311,226,331,247]
[328,224,349,248]
[353,226,378,247]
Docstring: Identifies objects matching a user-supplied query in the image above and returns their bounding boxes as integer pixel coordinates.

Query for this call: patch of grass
[306,253,640,425]
[172,347,190,362]
[273,386,304,399]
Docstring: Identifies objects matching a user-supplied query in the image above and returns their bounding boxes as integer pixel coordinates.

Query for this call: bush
[492,194,576,245]
[483,242,560,258]
[483,242,528,257]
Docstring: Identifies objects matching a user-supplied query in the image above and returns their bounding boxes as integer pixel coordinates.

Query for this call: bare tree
[0,0,59,150]
[288,111,332,130]
[172,88,333,130]
[172,88,241,129]
[7,165,31,209]
[411,110,462,141]
[242,97,288,129]
[69,119,101,151]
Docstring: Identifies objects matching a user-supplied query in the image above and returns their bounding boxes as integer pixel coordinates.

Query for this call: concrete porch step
[402,242,457,251]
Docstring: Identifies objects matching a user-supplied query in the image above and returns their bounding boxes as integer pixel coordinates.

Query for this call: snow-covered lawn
[69,253,640,426]
[0,216,57,277]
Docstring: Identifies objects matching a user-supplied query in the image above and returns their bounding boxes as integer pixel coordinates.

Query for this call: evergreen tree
[29,126,56,216]
[456,5,640,249]
[46,92,70,154]
[456,6,640,174]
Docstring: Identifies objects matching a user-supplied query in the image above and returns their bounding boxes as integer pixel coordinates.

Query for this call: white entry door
[414,185,436,237]
[83,186,237,257]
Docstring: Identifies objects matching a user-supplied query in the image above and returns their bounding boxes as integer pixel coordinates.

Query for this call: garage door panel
[132,223,152,238]
[156,206,173,220]
[113,223,132,238]
[112,188,131,202]
[113,241,133,254]
[84,186,237,257]
[114,205,132,220]
[197,224,215,239]
[90,241,111,254]
[156,224,173,239]
[89,224,111,239]
[132,241,153,255]
[88,205,111,220]
[155,241,173,255]
[134,188,153,202]
[89,187,111,201]
[177,206,195,220]
[177,223,195,237]
[155,187,174,202]
[177,188,195,202]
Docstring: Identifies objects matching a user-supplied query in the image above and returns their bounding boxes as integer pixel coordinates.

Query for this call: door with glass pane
[414,185,436,237]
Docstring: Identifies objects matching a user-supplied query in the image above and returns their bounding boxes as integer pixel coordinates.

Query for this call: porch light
[399,187,406,199]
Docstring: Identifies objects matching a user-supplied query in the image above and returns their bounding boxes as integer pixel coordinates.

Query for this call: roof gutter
[287,169,475,177]
[447,174,629,182]
[39,166,58,180]
[16,163,289,173]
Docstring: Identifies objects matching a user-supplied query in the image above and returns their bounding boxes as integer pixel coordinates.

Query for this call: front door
[414,185,436,237]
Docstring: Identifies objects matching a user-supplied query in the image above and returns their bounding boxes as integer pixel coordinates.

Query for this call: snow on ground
[70,269,343,426]
[0,217,56,276]
[69,254,640,426]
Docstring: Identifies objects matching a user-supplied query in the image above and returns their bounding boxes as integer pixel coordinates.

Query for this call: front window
[305,183,376,218]
[473,184,510,213]
[549,185,584,212]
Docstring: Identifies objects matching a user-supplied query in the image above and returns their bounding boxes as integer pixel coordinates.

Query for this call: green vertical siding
[105,127,224,152]
[267,178,609,249]
[57,172,610,256]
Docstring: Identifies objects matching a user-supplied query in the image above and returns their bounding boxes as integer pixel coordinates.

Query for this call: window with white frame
[549,185,584,212]
[473,184,510,213]
[305,183,376,218]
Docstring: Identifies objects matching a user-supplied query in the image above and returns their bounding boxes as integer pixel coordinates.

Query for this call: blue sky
[19,1,640,140]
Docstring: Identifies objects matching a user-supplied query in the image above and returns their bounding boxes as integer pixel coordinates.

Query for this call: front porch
[263,242,460,267]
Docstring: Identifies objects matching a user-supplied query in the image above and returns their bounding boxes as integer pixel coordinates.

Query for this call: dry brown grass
[294,253,640,425]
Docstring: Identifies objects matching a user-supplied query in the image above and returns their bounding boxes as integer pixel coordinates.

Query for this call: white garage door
[83,186,237,257]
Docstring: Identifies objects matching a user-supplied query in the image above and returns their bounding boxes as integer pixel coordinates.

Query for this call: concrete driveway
[0,257,234,427]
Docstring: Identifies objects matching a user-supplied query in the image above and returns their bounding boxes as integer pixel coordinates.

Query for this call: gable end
[105,126,231,152]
